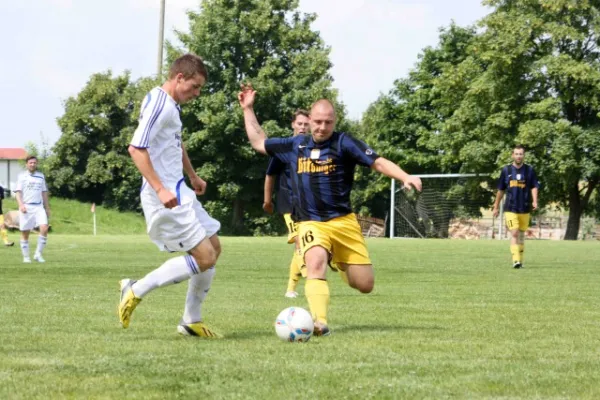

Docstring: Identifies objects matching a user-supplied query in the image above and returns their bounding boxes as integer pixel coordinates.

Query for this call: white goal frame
[389,173,490,239]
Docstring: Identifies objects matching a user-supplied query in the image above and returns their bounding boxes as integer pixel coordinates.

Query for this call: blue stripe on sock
[185,255,199,275]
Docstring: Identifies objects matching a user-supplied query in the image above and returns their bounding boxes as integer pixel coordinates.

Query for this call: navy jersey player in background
[263,109,310,298]
[493,145,540,269]
[239,84,422,336]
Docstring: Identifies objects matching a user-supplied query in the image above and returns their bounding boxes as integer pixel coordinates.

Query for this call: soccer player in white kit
[15,156,50,263]
[118,54,222,337]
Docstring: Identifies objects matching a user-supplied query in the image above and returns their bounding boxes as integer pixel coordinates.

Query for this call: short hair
[25,155,38,162]
[513,144,526,152]
[292,109,309,122]
[169,54,208,80]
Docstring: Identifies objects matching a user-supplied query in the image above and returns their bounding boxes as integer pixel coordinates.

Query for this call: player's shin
[35,235,47,255]
[20,240,29,258]
[182,264,215,324]
[286,250,303,293]
[304,278,330,324]
[132,255,197,298]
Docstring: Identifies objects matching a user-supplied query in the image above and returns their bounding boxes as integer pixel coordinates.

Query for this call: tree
[433,0,600,239]
[46,72,158,211]
[354,24,482,230]
[165,0,345,234]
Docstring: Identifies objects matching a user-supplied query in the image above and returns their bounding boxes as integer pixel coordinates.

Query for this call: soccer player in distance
[492,145,539,269]
[263,109,310,298]
[239,85,422,336]
[0,185,15,247]
[15,156,50,262]
[119,54,222,337]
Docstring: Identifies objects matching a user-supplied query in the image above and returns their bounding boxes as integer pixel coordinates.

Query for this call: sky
[0,0,489,149]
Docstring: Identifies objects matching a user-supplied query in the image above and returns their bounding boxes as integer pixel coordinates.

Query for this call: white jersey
[130,87,184,187]
[15,171,47,205]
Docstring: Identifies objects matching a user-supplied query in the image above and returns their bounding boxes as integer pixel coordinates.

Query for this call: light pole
[157,0,166,77]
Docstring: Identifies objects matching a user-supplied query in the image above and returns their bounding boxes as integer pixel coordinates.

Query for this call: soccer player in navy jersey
[239,85,422,336]
[492,145,540,269]
[263,110,310,298]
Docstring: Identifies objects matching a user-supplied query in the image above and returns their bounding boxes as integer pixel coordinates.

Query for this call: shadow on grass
[223,323,444,340]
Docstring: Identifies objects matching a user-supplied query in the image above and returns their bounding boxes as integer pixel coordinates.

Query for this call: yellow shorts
[504,212,530,232]
[297,213,371,265]
[283,213,298,244]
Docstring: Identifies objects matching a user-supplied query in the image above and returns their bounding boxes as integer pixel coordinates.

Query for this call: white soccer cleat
[284,291,298,298]
[23,257,31,263]
[34,253,45,263]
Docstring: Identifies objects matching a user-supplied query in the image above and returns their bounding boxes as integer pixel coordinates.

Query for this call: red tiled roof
[0,148,28,160]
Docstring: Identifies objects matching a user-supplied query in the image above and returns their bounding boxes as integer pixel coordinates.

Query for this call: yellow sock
[510,245,521,262]
[0,227,8,244]
[305,279,329,324]
[286,251,303,292]
[519,244,524,263]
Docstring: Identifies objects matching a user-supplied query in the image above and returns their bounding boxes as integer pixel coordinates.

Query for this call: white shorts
[141,179,221,252]
[20,204,48,231]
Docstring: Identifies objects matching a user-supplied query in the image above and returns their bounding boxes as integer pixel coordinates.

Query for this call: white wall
[0,160,25,195]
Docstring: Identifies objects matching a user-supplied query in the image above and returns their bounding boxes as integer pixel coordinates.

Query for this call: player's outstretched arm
[371,157,422,191]
[128,145,178,209]
[238,85,267,155]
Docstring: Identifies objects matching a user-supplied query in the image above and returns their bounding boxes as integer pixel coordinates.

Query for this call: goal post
[390,173,493,239]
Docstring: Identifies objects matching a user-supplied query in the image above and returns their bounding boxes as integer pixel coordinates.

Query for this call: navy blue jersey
[0,186,4,215]
[265,156,293,214]
[497,164,540,213]
[265,131,379,222]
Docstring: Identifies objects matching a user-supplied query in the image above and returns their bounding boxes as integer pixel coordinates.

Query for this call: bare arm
[42,191,50,218]
[181,143,207,195]
[263,175,275,214]
[128,145,178,208]
[181,143,197,179]
[242,108,268,155]
[16,191,26,212]
[492,190,504,217]
[531,187,538,210]
[371,157,422,191]
[238,87,267,154]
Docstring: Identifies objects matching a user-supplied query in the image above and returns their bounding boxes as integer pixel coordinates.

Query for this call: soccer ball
[275,307,314,342]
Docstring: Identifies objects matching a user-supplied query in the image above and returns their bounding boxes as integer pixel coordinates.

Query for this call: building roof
[0,148,28,160]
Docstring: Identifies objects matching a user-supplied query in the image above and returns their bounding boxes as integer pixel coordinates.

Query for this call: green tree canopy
[164,0,346,234]
[46,72,158,211]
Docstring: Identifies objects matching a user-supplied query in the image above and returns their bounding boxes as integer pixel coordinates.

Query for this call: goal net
[390,174,493,239]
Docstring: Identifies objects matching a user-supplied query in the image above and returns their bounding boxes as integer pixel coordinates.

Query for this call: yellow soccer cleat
[177,321,222,338]
[118,279,141,329]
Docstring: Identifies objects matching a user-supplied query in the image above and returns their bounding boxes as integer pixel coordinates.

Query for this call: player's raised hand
[404,175,422,192]
[157,187,178,209]
[238,84,256,109]
[190,175,207,196]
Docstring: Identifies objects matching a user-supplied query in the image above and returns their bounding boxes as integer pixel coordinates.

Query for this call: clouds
[0,0,488,147]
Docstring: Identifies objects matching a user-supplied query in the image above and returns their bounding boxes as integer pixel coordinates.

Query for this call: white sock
[182,258,215,324]
[131,255,198,298]
[35,235,47,255]
[20,240,29,258]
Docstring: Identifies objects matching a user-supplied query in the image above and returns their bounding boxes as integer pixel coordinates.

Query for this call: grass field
[2,197,146,235]
[1,236,599,399]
